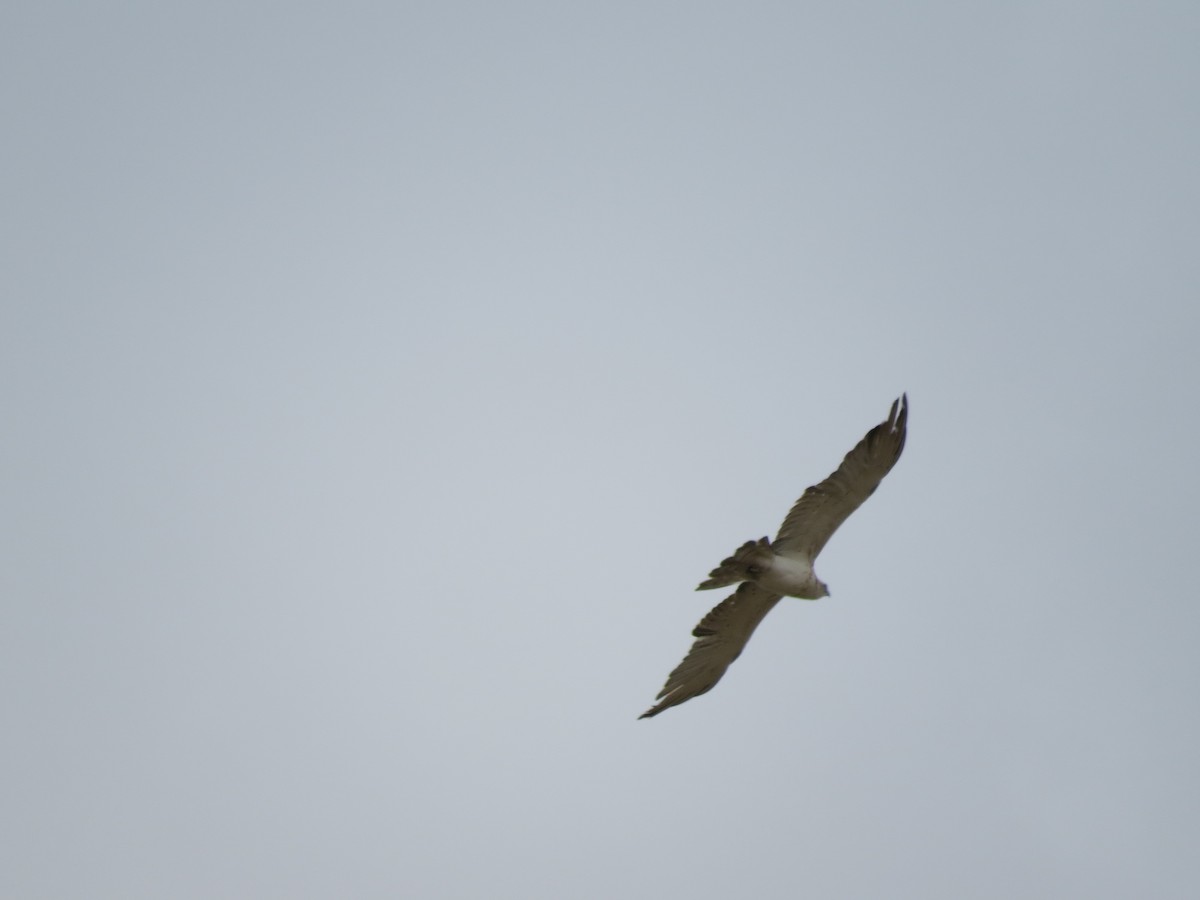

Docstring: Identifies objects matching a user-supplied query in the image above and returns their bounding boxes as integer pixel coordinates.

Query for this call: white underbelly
[760,555,822,599]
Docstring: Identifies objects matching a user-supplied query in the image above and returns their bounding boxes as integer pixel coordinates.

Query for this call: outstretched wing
[772,394,908,563]
[639,583,783,719]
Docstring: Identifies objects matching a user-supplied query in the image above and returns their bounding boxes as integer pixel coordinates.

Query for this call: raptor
[640,395,908,719]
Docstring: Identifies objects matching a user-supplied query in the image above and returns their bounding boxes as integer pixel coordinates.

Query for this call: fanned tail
[695,537,773,590]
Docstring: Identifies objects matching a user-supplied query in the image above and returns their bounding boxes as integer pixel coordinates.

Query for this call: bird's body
[751,553,825,599]
[640,394,908,719]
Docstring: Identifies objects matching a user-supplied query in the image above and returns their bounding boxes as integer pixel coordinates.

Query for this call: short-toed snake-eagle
[640,395,908,719]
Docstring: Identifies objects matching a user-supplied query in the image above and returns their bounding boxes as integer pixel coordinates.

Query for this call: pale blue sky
[3,2,1199,898]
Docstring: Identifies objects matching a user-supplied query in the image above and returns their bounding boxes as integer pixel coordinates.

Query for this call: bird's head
[817,580,831,598]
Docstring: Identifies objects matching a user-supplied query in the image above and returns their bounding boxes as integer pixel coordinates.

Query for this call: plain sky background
[4,2,1199,897]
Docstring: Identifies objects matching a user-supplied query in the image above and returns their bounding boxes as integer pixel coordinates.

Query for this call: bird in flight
[640,395,908,719]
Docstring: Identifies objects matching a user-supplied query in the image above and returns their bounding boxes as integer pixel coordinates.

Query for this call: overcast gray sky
[4,2,1199,898]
